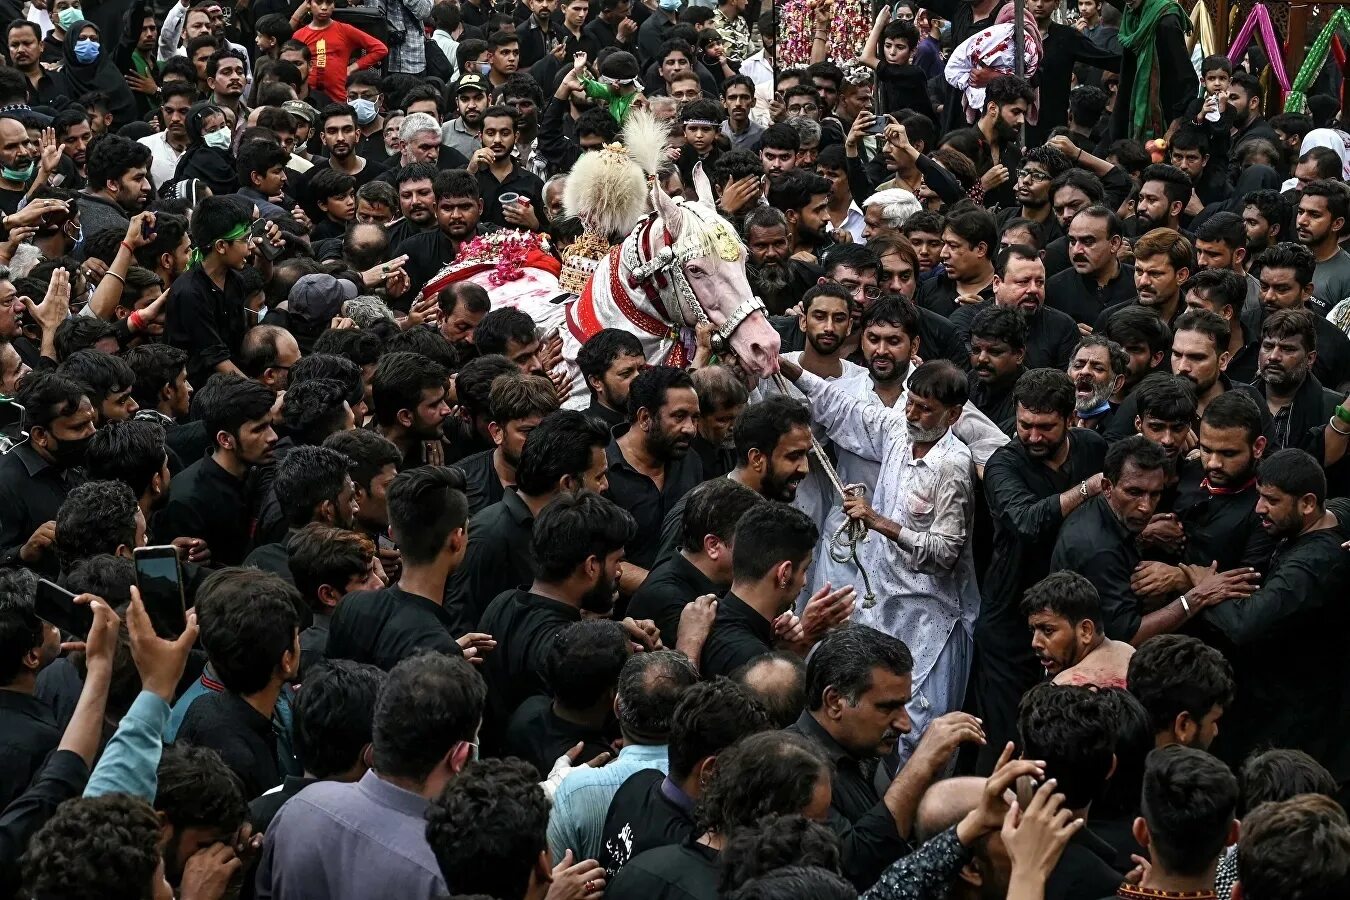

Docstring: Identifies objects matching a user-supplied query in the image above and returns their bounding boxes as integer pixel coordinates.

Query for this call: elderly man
[863,188,922,239]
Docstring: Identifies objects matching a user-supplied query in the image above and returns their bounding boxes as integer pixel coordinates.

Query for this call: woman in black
[53,19,139,132]
[174,102,239,198]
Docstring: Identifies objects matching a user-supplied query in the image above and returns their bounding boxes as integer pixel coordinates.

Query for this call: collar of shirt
[790,709,866,767]
[659,776,697,815]
[517,590,583,622]
[502,487,534,527]
[670,552,719,596]
[216,690,276,742]
[0,688,59,726]
[12,441,52,478]
[717,590,774,647]
[357,768,432,818]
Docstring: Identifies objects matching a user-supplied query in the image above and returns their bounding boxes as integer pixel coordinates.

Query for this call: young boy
[1186,54,1233,127]
[675,97,723,190]
[255,14,293,61]
[309,167,357,240]
[290,0,388,103]
[861,8,936,122]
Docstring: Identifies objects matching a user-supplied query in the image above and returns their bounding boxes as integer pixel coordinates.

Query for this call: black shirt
[475,162,545,231]
[444,488,536,630]
[504,694,613,778]
[0,443,81,574]
[1044,826,1124,900]
[607,836,720,900]
[0,747,88,891]
[476,588,582,750]
[697,591,773,679]
[1172,459,1275,572]
[176,690,281,799]
[248,774,320,833]
[585,399,626,431]
[155,454,253,567]
[953,301,1080,372]
[1045,264,1137,326]
[1025,22,1121,147]
[454,446,507,515]
[298,613,331,680]
[916,274,993,320]
[243,539,294,584]
[1093,297,1185,336]
[393,229,460,310]
[628,552,720,648]
[326,585,461,671]
[1249,375,1339,455]
[1200,524,1350,781]
[600,770,695,876]
[968,370,1022,429]
[1049,496,1143,642]
[0,690,61,811]
[164,265,249,391]
[690,435,733,481]
[605,426,704,570]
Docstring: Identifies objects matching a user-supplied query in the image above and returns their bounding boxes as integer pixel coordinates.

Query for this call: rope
[772,373,878,609]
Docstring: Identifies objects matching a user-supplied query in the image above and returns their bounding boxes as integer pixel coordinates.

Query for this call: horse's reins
[770,372,878,610]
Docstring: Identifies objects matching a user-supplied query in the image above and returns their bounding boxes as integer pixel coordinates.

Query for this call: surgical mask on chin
[659,0,681,11]
[57,6,83,30]
[1,160,34,182]
[73,38,100,64]
[203,128,232,150]
[350,98,378,125]
[478,61,491,76]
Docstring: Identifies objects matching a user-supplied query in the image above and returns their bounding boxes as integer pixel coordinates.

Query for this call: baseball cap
[288,274,358,326]
[282,100,318,124]
[455,74,488,95]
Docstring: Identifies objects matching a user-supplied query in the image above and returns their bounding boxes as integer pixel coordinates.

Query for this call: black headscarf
[174,102,238,197]
[54,20,138,131]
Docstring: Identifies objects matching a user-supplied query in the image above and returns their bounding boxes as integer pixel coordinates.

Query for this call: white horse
[560,164,781,406]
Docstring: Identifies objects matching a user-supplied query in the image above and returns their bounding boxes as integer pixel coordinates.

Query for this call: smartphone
[34,578,93,637]
[134,545,187,639]
[866,116,888,135]
[249,219,283,261]
[140,218,154,241]
[377,533,398,552]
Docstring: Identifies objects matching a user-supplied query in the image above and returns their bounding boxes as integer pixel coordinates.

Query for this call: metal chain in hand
[772,373,878,609]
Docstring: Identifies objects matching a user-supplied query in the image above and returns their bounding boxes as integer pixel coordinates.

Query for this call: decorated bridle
[621,199,767,353]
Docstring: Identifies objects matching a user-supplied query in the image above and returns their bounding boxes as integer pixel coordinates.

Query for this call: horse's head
[645,164,780,376]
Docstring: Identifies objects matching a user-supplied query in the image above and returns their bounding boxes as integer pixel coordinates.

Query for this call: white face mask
[204,128,231,150]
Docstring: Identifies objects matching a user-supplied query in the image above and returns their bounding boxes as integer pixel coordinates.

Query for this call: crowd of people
[0,0,1347,897]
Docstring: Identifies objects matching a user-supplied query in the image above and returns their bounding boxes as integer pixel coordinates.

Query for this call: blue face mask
[57,6,83,30]
[659,0,681,11]
[478,61,491,76]
[1,160,34,183]
[350,97,378,125]
[73,38,100,63]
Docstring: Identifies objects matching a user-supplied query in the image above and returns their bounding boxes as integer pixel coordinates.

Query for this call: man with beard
[7,22,61,105]
[395,170,490,306]
[689,366,747,479]
[1242,189,1291,259]
[954,245,1079,372]
[0,373,94,575]
[1052,434,1221,646]
[1048,205,1136,327]
[477,490,652,751]
[1193,211,1264,332]
[1068,333,1127,433]
[444,74,488,160]
[500,76,546,179]
[1184,267,1259,383]
[1130,391,1275,606]
[1127,164,1192,239]
[206,48,248,125]
[1294,181,1350,314]
[374,116,468,188]
[372,352,452,469]
[745,206,814,314]
[52,110,91,186]
[468,105,543,231]
[139,86,195,189]
[653,394,814,567]
[782,354,982,761]
[968,304,1027,427]
[1020,571,1134,689]
[243,446,359,581]
[975,368,1108,770]
[1129,372,1197,467]
[74,134,152,236]
[769,169,832,263]
[384,162,439,250]
[1253,309,1341,453]
[1253,242,1350,390]
[301,104,378,209]
[1094,227,1193,333]
[916,206,996,318]
[1198,448,1350,779]
[1226,71,1280,154]
[606,366,704,570]
[1102,304,1172,401]
[997,145,1073,244]
[973,75,1035,209]
[577,329,644,430]
[516,0,561,67]
[453,373,558,515]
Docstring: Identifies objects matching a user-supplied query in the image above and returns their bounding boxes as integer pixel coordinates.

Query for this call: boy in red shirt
[291,0,388,103]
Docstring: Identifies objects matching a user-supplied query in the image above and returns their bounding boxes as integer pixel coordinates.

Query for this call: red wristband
[120,240,135,255]
[128,311,145,331]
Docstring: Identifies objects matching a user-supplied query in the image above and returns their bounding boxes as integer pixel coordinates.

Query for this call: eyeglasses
[786,103,818,114]
[1016,168,1052,183]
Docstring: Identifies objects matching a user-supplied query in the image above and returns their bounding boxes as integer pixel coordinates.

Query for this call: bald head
[732,652,806,728]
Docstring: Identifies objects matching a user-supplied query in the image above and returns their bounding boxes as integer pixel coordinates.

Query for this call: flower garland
[777,0,872,69]
[1285,8,1350,113]
[453,231,553,288]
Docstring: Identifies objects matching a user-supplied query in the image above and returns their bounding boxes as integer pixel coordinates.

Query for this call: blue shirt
[256,769,446,900]
[547,743,669,863]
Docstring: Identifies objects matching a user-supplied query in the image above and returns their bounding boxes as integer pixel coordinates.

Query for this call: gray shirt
[74,192,131,243]
[255,770,446,900]
[721,120,765,152]
[442,117,482,161]
[1313,248,1350,310]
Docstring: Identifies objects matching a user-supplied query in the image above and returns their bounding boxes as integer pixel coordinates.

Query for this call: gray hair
[740,204,788,238]
[616,650,700,739]
[343,295,396,328]
[648,96,678,121]
[863,188,922,230]
[785,115,821,148]
[399,112,441,145]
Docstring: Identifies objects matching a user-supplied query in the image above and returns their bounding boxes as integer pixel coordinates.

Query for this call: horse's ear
[691,162,716,208]
[652,178,684,237]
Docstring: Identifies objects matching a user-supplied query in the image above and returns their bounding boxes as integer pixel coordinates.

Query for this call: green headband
[188,220,252,268]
